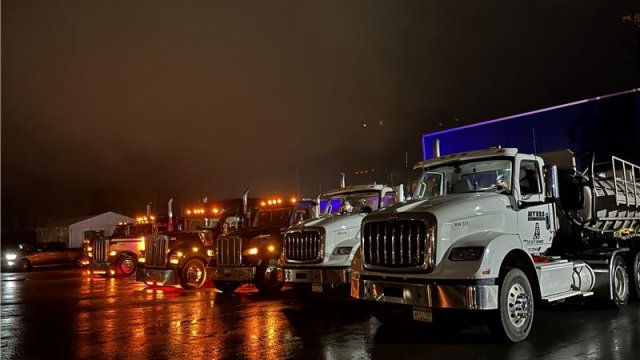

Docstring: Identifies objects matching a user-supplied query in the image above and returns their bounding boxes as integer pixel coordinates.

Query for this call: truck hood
[376,192,511,217]
[288,213,365,234]
[369,192,515,264]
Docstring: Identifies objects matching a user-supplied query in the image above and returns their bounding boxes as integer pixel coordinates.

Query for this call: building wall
[68,212,134,248]
[36,212,134,248]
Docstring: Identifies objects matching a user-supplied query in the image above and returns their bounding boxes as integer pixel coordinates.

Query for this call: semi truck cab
[211,199,315,295]
[279,184,397,296]
[351,146,640,342]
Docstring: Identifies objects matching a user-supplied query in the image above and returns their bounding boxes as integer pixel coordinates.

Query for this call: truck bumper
[282,267,351,284]
[351,278,499,310]
[88,262,115,276]
[211,266,256,282]
[136,267,179,286]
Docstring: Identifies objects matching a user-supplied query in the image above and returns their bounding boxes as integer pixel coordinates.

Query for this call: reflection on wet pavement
[1,269,639,359]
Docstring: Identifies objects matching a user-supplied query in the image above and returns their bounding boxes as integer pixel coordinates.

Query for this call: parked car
[2,242,84,271]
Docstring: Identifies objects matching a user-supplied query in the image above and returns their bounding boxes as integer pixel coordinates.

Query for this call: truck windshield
[112,223,154,238]
[414,158,513,199]
[324,191,381,215]
[252,208,291,227]
[184,218,220,231]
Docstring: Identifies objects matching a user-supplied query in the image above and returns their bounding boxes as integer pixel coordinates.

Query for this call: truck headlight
[5,254,17,261]
[333,246,353,256]
[207,249,215,257]
[109,251,117,256]
[138,257,146,263]
[169,255,180,264]
[449,247,484,261]
[243,247,258,256]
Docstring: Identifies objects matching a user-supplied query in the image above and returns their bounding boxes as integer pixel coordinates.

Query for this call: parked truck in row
[135,196,261,289]
[279,184,398,296]
[351,89,640,342]
[85,218,158,277]
[211,198,315,295]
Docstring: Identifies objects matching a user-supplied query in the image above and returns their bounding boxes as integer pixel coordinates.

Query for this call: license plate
[412,307,433,322]
[312,283,323,293]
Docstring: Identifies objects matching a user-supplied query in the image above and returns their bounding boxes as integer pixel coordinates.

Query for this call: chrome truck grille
[284,229,324,263]
[362,217,436,271]
[144,235,169,268]
[93,238,110,262]
[216,236,242,266]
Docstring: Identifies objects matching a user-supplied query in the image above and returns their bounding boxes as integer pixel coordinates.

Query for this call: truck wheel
[628,252,640,301]
[372,303,412,324]
[213,281,240,293]
[255,259,283,296]
[180,259,207,290]
[489,268,534,342]
[115,255,136,277]
[609,255,629,309]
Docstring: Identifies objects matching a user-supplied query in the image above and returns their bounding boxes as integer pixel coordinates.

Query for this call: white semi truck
[351,145,640,342]
[278,184,398,296]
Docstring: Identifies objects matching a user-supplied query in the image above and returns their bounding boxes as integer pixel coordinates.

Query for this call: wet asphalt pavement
[1,268,639,360]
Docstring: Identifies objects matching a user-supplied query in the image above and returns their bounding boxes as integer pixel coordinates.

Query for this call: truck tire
[255,259,283,296]
[372,303,412,324]
[628,252,640,301]
[214,281,240,293]
[489,268,534,342]
[609,255,629,309]
[180,259,207,290]
[115,255,136,277]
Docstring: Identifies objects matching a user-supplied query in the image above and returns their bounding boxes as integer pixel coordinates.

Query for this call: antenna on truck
[532,128,537,156]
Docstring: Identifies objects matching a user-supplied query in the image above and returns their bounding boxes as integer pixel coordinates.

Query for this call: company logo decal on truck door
[528,211,546,221]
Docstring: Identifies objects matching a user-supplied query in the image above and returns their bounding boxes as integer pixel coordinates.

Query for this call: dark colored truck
[136,230,216,289]
[210,199,315,295]
[3,242,84,271]
[135,197,260,289]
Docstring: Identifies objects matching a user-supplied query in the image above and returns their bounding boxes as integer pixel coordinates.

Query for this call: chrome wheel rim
[507,283,531,328]
[614,264,627,300]
[186,265,204,285]
[121,259,134,274]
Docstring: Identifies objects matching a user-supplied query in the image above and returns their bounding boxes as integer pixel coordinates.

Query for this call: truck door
[516,156,554,253]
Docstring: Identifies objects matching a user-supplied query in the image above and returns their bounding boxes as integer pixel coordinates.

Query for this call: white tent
[36,211,134,248]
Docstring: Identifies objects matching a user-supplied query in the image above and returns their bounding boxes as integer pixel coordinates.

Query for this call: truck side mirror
[544,165,560,201]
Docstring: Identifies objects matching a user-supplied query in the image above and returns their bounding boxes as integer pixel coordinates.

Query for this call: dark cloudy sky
[2,0,639,226]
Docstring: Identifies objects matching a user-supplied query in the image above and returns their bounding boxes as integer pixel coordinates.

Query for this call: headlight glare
[5,254,17,261]
[243,247,258,256]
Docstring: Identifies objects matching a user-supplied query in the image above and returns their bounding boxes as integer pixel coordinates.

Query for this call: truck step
[543,290,593,302]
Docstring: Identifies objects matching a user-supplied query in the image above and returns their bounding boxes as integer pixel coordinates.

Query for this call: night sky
[2,0,639,227]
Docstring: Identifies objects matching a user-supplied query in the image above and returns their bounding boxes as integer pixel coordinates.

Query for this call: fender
[118,250,138,260]
[434,232,526,280]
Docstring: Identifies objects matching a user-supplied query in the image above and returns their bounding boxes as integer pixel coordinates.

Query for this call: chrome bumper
[88,261,115,275]
[282,267,351,284]
[351,278,499,310]
[136,267,179,285]
[211,266,256,282]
